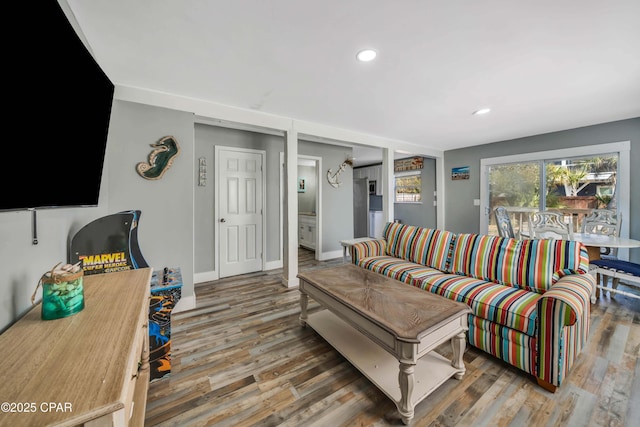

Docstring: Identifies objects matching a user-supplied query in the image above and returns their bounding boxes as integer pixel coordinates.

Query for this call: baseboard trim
[173,295,196,313]
[282,276,299,288]
[194,271,218,284]
[265,260,283,271]
[319,250,343,261]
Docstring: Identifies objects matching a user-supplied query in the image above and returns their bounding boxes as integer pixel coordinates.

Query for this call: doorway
[297,157,319,255]
[279,153,322,263]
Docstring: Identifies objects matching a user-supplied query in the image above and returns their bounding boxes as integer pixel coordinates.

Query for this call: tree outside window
[546,155,617,209]
[488,154,618,236]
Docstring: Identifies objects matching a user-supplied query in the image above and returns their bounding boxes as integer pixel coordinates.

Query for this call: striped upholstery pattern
[357,256,443,284]
[536,274,592,387]
[467,316,536,375]
[383,222,455,271]
[349,223,595,390]
[448,233,589,293]
[414,274,540,335]
[350,239,386,264]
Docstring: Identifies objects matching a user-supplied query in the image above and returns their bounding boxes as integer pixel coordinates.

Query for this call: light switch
[473,199,480,206]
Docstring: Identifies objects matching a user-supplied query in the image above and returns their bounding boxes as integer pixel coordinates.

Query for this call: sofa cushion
[383,222,455,271]
[356,256,443,284]
[414,273,540,336]
[447,233,589,293]
[591,259,640,277]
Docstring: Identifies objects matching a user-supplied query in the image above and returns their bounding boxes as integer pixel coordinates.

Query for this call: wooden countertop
[0,268,151,427]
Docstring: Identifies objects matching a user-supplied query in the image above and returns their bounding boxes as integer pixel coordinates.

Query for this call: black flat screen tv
[2,1,114,212]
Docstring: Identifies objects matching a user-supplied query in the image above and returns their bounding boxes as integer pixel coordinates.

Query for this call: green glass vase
[41,270,85,320]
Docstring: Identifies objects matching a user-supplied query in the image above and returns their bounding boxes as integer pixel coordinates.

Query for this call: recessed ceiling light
[356,49,377,62]
[473,108,491,115]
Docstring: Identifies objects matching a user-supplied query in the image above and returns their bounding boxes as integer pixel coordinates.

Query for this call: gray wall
[104,100,195,298]
[299,140,354,254]
[0,99,196,332]
[0,103,354,331]
[0,203,108,332]
[194,124,284,269]
[2,100,634,332]
[394,157,437,228]
[193,124,353,274]
[444,117,640,262]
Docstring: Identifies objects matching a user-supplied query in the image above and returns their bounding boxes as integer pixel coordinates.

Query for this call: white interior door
[218,148,264,278]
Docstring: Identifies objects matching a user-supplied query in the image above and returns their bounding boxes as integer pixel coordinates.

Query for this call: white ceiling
[66,0,640,162]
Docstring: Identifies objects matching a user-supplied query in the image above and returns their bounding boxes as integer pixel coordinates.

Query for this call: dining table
[572,233,640,261]
[571,233,640,301]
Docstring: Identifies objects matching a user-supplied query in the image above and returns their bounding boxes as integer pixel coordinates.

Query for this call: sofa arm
[536,273,595,390]
[350,239,386,264]
[539,274,594,325]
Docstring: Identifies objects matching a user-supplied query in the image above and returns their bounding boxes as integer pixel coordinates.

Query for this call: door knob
[220,218,226,223]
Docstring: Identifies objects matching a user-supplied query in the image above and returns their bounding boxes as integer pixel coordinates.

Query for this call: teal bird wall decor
[136,136,181,180]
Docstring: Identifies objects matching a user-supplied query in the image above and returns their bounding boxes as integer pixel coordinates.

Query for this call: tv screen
[2,1,114,212]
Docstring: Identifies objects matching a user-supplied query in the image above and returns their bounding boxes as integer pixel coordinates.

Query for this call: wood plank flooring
[145,249,640,426]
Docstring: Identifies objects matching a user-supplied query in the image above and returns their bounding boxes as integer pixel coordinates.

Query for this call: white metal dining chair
[494,207,517,239]
[582,209,622,292]
[581,209,621,259]
[528,211,574,240]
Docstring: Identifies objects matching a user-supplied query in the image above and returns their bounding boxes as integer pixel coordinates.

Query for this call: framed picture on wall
[394,156,424,172]
[369,180,377,195]
[451,166,470,180]
[298,178,306,192]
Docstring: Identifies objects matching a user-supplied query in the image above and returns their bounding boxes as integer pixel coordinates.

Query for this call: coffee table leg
[299,291,308,327]
[451,331,466,379]
[398,362,415,424]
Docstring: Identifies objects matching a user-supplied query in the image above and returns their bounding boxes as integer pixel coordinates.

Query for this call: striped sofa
[350,222,596,393]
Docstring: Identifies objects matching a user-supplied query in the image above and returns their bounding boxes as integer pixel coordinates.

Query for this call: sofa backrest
[447,233,590,293]
[383,222,455,271]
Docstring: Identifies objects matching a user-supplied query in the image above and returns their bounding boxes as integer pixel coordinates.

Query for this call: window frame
[480,141,631,258]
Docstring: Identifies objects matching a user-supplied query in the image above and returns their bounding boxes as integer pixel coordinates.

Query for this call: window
[486,154,619,236]
[395,172,421,203]
[480,141,630,247]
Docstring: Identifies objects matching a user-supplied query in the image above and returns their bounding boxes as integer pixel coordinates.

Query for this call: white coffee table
[298,264,470,424]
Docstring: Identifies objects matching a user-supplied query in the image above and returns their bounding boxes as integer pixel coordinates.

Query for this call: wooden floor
[145,248,640,426]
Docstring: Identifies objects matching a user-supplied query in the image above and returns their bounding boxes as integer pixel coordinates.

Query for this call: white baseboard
[319,250,343,261]
[265,260,283,270]
[282,276,299,288]
[194,271,218,284]
[173,295,196,313]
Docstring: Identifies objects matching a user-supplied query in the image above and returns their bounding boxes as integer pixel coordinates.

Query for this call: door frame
[215,146,267,278]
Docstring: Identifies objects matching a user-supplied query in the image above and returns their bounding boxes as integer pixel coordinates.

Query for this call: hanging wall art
[136,135,181,180]
[198,157,207,186]
[326,158,353,188]
[451,166,470,180]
